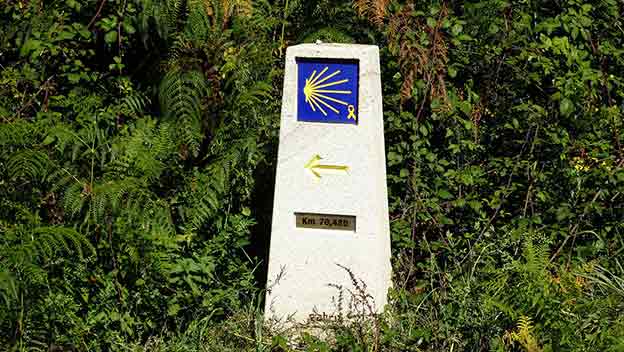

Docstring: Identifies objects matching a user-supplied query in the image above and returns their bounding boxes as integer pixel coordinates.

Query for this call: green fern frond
[120,91,151,117]
[505,315,542,352]
[521,236,549,277]
[244,0,277,33]
[136,0,187,42]
[0,269,18,308]
[47,168,76,194]
[91,183,110,224]
[61,176,175,239]
[186,1,213,40]
[6,150,51,182]
[0,224,94,318]
[184,176,223,232]
[168,0,187,27]
[159,68,209,156]
[62,181,88,218]
[110,119,175,180]
[180,162,229,233]
[165,35,193,62]
[1,225,94,264]
[180,132,257,232]
[107,178,146,211]
[488,269,510,296]
[517,315,533,332]
[234,81,272,109]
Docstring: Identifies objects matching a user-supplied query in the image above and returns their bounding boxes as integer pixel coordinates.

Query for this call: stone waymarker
[265,43,391,322]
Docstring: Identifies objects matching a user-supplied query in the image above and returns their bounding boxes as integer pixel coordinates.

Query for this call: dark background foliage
[1,0,623,351]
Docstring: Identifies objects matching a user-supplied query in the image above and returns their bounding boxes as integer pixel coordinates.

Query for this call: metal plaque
[295,212,356,231]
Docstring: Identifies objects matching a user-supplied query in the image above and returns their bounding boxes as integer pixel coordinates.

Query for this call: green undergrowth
[117,240,624,351]
[1,0,623,351]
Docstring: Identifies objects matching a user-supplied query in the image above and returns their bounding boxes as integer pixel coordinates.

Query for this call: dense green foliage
[1,0,623,351]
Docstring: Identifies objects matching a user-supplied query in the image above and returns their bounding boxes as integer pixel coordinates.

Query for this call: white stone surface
[265,43,391,322]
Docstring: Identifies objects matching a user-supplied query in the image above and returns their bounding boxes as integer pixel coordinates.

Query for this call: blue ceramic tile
[296,59,359,124]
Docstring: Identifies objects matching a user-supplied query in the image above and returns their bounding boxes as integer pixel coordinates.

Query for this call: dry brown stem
[388,2,450,111]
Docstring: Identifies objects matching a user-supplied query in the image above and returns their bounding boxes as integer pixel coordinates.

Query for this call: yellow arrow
[304,154,349,179]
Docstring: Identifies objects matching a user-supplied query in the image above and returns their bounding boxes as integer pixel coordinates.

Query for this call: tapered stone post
[265,43,391,323]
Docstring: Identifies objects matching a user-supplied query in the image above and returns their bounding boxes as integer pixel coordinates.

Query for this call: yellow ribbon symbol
[347,105,357,120]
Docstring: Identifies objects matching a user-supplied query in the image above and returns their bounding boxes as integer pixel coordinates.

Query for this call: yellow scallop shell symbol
[303,67,351,116]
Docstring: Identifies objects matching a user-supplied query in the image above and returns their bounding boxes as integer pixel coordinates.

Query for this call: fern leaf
[6,150,51,182]
[32,227,95,260]
[63,181,88,218]
[120,91,150,117]
[0,269,18,308]
[159,68,209,156]
[517,315,533,332]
